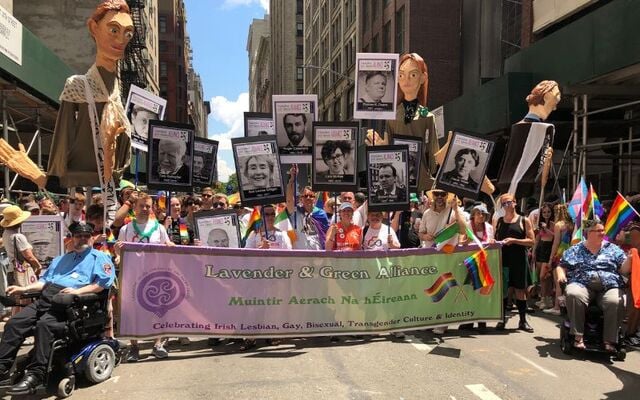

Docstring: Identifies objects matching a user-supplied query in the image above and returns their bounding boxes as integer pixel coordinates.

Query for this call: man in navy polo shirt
[0,222,115,394]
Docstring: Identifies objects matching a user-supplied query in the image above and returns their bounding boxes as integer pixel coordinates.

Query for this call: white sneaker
[178,337,191,346]
[534,300,546,309]
[543,308,561,316]
[433,327,447,335]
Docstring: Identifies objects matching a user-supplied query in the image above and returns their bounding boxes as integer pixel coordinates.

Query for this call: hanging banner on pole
[118,244,502,339]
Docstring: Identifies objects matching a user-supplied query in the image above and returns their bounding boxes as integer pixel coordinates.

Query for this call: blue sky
[184,0,269,181]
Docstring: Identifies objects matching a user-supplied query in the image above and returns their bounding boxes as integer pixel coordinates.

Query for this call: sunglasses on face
[501,201,514,207]
[213,202,226,208]
[202,194,213,198]
[433,192,446,198]
[301,194,315,199]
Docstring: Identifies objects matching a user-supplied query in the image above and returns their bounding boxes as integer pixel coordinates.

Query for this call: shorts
[535,240,553,263]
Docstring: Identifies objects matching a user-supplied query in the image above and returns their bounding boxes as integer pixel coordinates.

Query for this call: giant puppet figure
[0,0,133,224]
[497,80,560,197]
[365,53,439,192]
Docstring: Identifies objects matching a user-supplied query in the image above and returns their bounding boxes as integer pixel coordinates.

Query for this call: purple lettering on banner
[136,270,187,317]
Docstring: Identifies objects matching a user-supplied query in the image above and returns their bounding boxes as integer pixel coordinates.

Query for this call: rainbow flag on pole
[463,250,494,290]
[605,192,638,239]
[242,207,262,241]
[424,272,458,302]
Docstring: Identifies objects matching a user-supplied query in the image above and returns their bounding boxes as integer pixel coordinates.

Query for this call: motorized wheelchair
[558,283,627,361]
[0,289,122,398]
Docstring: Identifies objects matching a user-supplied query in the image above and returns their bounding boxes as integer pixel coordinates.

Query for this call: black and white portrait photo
[272,94,318,164]
[244,112,275,137]
[20,215,65,269]
[366,146,410,212]
[147,120,194,190]
[435,131,495,199]
[232,136,286,207]
[192,137,219,187]
[193,210,241,249]
[312,122,359,191]
[353,53,398,120]
[392,135,422,189]
[125,84,167,152]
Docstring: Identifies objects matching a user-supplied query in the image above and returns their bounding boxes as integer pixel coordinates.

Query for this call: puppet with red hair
[365,53,439,191]
[0,0,135,225]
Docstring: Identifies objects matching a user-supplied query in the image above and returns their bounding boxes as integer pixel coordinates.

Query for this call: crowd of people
[0,175,639,366]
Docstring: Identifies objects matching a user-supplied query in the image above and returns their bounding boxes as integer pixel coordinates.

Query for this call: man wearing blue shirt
[0,222,115,394]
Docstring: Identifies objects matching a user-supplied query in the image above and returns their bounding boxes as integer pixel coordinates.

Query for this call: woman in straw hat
[1,205,43,317]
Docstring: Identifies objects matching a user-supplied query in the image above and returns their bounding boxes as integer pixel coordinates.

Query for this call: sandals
[574,337,586,350]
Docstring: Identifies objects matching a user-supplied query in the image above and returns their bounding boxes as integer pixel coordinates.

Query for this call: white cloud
[208,92,249,150]
[216,158,236,182]
[222,0,269,12]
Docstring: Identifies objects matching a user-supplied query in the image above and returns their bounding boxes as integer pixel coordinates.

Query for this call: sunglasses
[213,202,226,208]
[202,194,213,198]
[301,194,315,199]
[501,201,514,207]
[433,192,447,198]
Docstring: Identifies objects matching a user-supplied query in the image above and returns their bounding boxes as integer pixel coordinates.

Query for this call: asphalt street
[1,311,638,400]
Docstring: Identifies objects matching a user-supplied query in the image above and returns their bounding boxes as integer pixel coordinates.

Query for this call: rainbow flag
[315,191,330,210]
[157,192,167,211]
[605,192,638,239]
[581,184,604,220]
[424,272,458,302]
[463,250,494,290]
[592,186,604,219]
[243,206,262,241]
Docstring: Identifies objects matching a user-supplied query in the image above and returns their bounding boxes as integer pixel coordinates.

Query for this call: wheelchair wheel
[57,377,74,398]
[85,344,116,383]
[560,324,573,355]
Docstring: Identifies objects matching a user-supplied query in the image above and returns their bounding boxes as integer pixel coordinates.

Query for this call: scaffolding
[120,0,150,102]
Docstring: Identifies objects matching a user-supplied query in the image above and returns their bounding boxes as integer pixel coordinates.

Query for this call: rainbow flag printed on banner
[424,272,458,302]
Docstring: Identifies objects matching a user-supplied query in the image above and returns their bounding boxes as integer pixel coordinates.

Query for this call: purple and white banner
[117,243,502,339]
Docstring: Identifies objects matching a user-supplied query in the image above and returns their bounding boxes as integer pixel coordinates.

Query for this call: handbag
[13,236,37,287]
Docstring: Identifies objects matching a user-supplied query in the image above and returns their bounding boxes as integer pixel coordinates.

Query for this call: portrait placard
[125,85,167,152]
[392,135,422,190]
[192,137,219,187]
[244,112,275,137]
[434,131,495,199]
[311,122,359,192]
[232,136,286,207]
[272,94,318,164]
[353,53,399,120]
[366,145,410,212]
[147,120,194,190]
[19,215,65,269]
[193,210,241,249]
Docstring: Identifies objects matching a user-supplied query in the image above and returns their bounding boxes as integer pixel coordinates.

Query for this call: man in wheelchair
[557,220,631,352]
[0,222,115,395]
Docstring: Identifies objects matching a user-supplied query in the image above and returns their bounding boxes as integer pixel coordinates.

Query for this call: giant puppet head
[398,53,429,106]
[525,80,561,121]
[87,0,135,71]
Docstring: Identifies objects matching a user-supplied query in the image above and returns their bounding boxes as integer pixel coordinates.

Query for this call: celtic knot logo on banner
[136,270,187,317]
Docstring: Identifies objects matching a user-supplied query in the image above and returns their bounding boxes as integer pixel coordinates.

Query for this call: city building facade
[158,0,188,123]
[247,15,270,112]
[270,0,304,96]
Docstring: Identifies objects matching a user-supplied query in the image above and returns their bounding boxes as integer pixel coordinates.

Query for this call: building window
[347,86,354,120]
[159,40,168,52]
[159,15,167,33]
[297,67,304,80]
[395,6,405,54]
[160,83,168,99]
[333,98,341,121]
[372,34,379,53]
[383,22,391,52]
[362,0,369,32]
[297,45,304,58]
[297,22,304,36]
[160,62,167,77]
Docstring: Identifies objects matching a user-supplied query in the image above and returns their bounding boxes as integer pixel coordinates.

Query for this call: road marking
[465,384,503,400]
[405,335,433,352]
[510,351,558,378]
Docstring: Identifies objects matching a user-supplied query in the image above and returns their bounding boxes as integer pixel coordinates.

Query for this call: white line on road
[465,384,503,400]
[405,335,433,352]
[510,351,558,378]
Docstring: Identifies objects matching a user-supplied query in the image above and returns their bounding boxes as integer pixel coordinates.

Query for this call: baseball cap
[338,202,354,211]
[69,222,95,235]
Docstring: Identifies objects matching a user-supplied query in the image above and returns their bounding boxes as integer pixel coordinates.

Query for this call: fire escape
[120,0,149,101]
